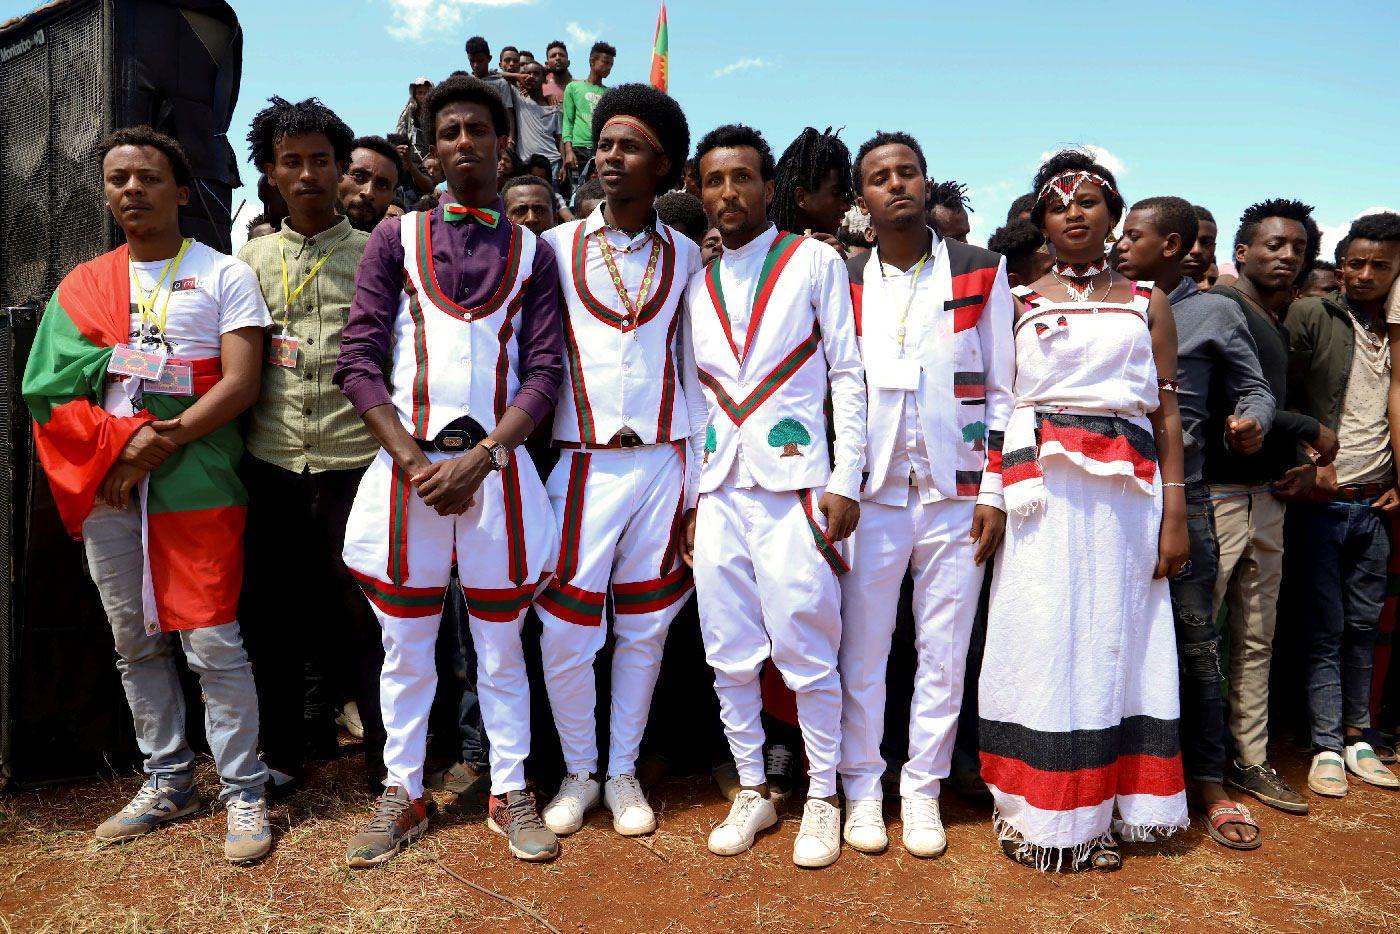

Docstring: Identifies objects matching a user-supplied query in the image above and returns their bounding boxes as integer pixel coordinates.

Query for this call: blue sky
[7,0,1396,253]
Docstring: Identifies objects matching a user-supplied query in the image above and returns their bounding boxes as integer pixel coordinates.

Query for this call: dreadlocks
[246,96,353,170]
[927,179,973,212]
[769,127,854,235]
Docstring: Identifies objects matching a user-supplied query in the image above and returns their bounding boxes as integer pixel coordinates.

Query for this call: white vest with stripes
[543,217,699,444]
[394,209,537,438]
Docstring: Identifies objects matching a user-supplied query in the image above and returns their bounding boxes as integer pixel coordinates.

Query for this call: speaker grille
[0,3,110,310]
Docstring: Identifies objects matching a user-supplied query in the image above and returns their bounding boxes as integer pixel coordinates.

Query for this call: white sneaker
[542,772,599,835]
[793,799,842,868]
[604,774,656,836]
[1344,742,1399,789]
[708,790,778,856]
[901,796,946,858]
[335,702,365,739]
[842,798,887,853]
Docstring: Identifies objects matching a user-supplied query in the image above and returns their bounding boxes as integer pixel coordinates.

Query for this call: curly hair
[246,96,353,170]
[422,74,509,141]
[1029,149,1124,227]
[853,131,926,195]
[694,124,775,181]
[769,127,853,234]
[592,83,690,194]
[1130,196,1199,256]
[655,190,708,243]
[1234,198,1319,276]
[591,41,617,58]
[987,219,1044,282]
[100,125,194,187]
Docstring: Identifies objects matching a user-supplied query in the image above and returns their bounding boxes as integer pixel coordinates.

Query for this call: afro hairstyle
[1130,196,1199,257]
[694,124,775,182]
[246,96,354,170]
[769,126,854,233]
[1030,149,1124,227]
[1234,199,1319,277]
[591,82,690,194]
[422,74,509,141]
[853,131,927,195]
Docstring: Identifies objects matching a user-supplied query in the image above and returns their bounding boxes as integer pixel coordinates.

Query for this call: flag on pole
[649,2,668,93]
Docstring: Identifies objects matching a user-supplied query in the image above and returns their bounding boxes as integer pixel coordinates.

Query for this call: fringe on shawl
[992,808,1186,873]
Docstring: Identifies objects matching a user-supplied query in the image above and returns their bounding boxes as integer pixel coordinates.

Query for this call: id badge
[109,343,167,381]
[268,334,299,368]
[868,357,921,391]
[144,361,193,396]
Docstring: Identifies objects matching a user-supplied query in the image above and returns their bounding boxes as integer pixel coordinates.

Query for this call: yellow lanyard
[883,251,929,356]
[278,235,340,334]
[129,239,191,344]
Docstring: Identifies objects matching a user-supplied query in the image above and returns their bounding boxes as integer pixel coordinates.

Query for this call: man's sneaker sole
[1225,775,1310,814]
[95,797,202,842]
[793,843,840,868]
[609,811,657,837]
[708,809,778,856]
[486,816,559,861]
[345,819,428,868]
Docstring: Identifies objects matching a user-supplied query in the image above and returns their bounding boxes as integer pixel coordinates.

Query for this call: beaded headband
[602,115,664,153]
[1036,170,1120,207]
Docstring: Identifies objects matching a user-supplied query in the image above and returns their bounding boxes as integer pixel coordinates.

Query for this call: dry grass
[1,747,1398,934]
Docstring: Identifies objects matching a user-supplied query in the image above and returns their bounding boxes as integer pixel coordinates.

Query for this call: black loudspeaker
[0,0,244,311]
[0,0,243,789]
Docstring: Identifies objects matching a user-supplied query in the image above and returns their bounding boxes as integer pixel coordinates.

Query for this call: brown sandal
[1201,799,1261,850]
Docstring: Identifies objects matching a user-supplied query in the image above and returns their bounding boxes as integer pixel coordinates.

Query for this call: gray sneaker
[96,776,201,842]
[1226,759,1309,814]
[346,786,432,868]
[224,792,272,864]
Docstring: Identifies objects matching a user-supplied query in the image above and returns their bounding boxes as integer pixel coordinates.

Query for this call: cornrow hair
[927,179,972,212]
[853,131,926,195]
[769,126,854,234]
[247,96,353,169]
[1234,198,1320,277]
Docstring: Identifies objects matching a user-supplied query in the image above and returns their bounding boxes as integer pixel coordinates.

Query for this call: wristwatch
[479,437,511,471]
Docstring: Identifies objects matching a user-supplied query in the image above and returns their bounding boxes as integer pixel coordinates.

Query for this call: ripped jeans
[1169,481,1227,784]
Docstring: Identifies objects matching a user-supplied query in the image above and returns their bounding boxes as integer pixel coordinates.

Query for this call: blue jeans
[1297,495,1392,754]
[1170,482,1227,783]
[83,497,267,800]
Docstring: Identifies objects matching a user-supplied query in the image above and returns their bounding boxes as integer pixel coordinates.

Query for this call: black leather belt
[414,416,488,454]
[557,429,646,450]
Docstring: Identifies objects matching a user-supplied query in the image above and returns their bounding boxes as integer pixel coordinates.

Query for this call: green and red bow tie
[443,203,501,228]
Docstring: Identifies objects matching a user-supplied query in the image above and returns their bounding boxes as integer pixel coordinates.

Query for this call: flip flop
[1344,742,1400,789]
[1200,799,1261,850]
[1308,752,1348,797]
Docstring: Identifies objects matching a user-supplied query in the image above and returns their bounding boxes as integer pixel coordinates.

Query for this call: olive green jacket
[1286,290,1365,433]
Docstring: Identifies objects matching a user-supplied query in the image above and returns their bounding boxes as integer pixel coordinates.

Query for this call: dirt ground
[2,742,1398,934]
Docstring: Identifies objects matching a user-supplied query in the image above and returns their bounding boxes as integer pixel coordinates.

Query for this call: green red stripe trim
[351,568,446,619]
[495,303,518,422]
[462,582,536,622]
[613,563,693,614]
[502,458,528,586]
[537,579,607,626]
[417,209,522,320]
[571,223,676,330]
[387,463,412,585]
[402,275,431,434]
[798,488,849,577]
[705,231,804,364]
[560,308,596,442]
[656,306,681,439]
[661,441,685,574]
[556,451,590,583]
[696,321,822,425]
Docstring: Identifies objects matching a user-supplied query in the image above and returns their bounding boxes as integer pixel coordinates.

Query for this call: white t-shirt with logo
[105,240,270,414]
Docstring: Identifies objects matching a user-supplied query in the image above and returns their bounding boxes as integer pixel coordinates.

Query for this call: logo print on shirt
[171,277,199,292]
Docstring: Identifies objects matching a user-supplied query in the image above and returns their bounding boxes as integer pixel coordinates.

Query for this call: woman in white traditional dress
[977,150,1190,872]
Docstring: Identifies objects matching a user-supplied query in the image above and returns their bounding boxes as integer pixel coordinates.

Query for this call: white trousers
[536,444,692,777]
[343,449,558,798]
[693,486,846,798]
[838,494,982,801]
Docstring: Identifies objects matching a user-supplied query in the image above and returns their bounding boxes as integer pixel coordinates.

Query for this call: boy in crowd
[561,42,616,188]
[23,127,272,862]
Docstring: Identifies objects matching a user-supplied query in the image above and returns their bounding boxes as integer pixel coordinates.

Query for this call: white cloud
[565,21,600,46]
[1037,145,1126,178]
[712,57,768,79]
[385,0,534,42]
[1318,205,1397,260]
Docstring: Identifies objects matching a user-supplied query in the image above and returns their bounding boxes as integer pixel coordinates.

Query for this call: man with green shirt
[237,96,388,799]
[561,41,615,188]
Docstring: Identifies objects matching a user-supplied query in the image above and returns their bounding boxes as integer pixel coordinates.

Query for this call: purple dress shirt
[334,197,564,429]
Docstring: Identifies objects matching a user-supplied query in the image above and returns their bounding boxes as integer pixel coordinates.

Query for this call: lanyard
[881,252,929,357]
[596,229,660,333]
[129,238,191,343]
[278,235,340,333]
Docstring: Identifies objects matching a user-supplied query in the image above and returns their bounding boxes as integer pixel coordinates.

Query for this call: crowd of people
[19,27,1400,882]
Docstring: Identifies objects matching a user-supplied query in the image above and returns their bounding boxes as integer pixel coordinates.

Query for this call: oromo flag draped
[649,2,668,93]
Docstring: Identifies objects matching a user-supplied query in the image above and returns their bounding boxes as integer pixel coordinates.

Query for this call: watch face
[491,444,510,468]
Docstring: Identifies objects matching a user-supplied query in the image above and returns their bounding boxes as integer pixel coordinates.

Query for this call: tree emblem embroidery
[703,425,716,464]
[768,418,811,457]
